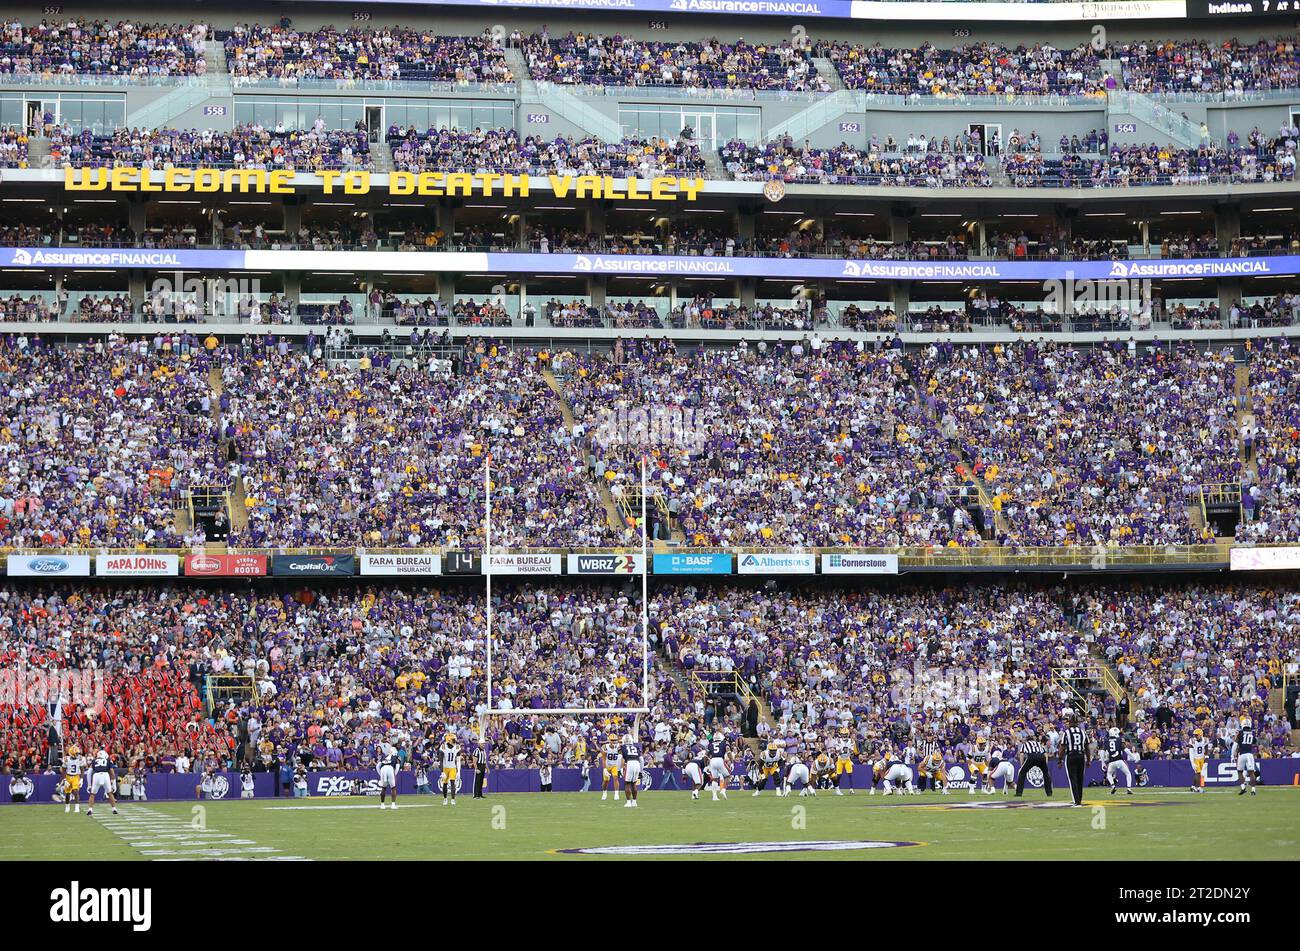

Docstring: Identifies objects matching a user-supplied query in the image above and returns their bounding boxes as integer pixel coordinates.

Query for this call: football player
[377,738,400,810]
[62,744,85,814]
[1232,716,1259,797]
[832,728,856,796]
[969,734,991,795]
[1187,728,1208,793]
[780,752,812,797]
[875,756,916,796]
[621,732,642,809]
[987,742,1016,794]
[683,750,706,800]
[813,752,835,792]
[918,738,948,795]
[706,729,731,801]
[752,741,785,796]
[1104,727,1133,795]
[439,731,461,806]
[600,736,622,802]
[85,749,118,817]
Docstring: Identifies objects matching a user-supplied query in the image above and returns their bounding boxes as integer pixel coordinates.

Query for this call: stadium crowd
[389,126,706,178]
[521,31,827,92]
[55,122,373,172]
[1,580,1292,778]
[0,19,206,78]
[224,24,513,86]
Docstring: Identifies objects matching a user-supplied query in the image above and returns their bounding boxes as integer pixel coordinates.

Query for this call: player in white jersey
[620,733,643,809]
[377,740,400,810]
[61,745,86,814]
[969,736,991,795]
[85,749,118,816]
[1232,716,1259,796]
[600,739,622,801]
[987,745,1016,794]
[1103,728,1133,794]
[779,754,812,797]
[439,733,461,806]
[1187,728,1208,793]
[875,757,915,795]
[683,752,706,800]
[240,767,255,799]
[706,731,731,801]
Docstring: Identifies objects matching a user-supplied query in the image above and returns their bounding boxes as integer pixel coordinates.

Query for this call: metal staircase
[506,47,622,142]
[204,674,258,717]
[1107,90,1203,150]
[763,89,859,143]
[125,74,231,130]
[812,56,845,92]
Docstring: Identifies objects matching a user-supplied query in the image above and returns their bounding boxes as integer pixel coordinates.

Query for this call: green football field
[3,787,1299,860]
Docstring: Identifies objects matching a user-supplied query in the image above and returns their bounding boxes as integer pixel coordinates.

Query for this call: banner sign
[6,554,92,577]
[4,758,1294,804]
[6,245,1298,283]
[653,552,732,574]
[359,553,442,576]
[820,552,900,574]
[443,551,482,575]
[285,0,1187,21]
[270,554,356,577]
[1186,0,1296,16]
[184,554,269,577]
[1230,546,1300,571]
[64,167,705,202]
[567,553,646,574]
[737,552,815,574]
[489,553,563,575]
[95,554,179,577]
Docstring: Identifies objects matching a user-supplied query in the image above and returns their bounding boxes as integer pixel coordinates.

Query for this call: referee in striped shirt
[1058,709,1092,806]
[473,741,489,799]
[1015,732,1052,797]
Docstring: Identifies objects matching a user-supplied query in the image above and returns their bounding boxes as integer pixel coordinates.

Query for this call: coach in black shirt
[1015,732,1052,798]
[1058,709,1091,806]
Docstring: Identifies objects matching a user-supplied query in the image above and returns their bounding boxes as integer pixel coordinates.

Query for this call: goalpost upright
[479,448,651,744]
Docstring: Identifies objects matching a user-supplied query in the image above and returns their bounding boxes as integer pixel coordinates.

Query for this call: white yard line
[94,805,308,861]
[263,803,435,810]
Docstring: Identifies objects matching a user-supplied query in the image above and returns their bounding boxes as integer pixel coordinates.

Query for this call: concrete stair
[539,366,627,536]
[812,56,845,92]
[203,40,228,78]
[701,148,728,180]
[1236,363,1259,481]
[26,135,51,169]
[370,140,395,173]
[229,476,250,534]
[912,376,1006,540]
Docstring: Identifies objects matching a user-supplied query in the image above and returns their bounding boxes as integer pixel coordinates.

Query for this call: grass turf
[3,788,1297,861]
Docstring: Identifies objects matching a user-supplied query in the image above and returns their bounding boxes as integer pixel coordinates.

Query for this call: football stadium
[0,0,1297,898]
